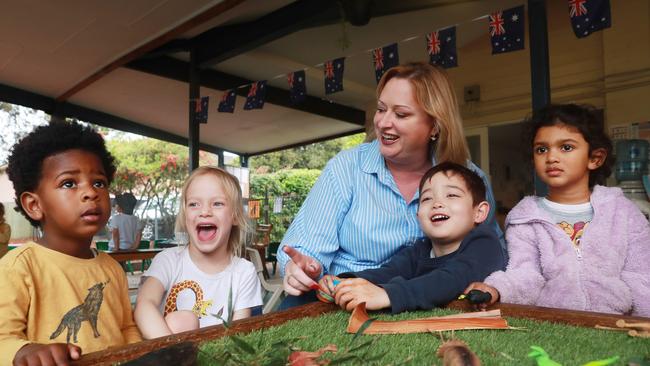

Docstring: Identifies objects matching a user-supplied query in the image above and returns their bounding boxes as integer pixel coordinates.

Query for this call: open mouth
[80,208,102,222]
[381,133,398,142]
[196,224,217,241]
[430,214,450,222]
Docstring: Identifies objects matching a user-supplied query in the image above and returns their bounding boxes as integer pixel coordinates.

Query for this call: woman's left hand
[333,278,390,311]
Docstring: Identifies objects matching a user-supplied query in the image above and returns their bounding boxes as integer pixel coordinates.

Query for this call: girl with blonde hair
[135,167,261,338]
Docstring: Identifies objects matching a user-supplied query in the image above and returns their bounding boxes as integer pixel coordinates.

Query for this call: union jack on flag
[567,0,610,38]
[489,5,525,54]
[192,96,209,124]
[426,26,457,69]
[372,43,399,84]
[217,90,236,113]
[489,12,506,36]
[244,81,266,110]
[569,0,588,17]
[324,57,344,94]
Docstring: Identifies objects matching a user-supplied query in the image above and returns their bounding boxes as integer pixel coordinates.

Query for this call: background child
[0,121,141,366]
[466,104,650,317]
[135,166,262,339]
[108,192,143,251]
[319,162,506,313]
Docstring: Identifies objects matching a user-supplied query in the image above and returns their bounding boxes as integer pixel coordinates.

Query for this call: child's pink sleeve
[485,223,546,305]
[621,208,650,317]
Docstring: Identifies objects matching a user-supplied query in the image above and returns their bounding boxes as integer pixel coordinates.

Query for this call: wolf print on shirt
[50,280,109,343]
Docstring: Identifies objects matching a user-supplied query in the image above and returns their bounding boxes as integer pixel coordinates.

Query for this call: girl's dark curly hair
[526,104,614,188]
[6,121,116,226]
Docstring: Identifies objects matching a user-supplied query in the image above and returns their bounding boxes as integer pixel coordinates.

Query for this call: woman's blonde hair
[376,62,469,165]
[175,166,250,257]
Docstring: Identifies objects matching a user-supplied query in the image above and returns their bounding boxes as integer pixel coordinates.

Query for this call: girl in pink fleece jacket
[466,104,650,317]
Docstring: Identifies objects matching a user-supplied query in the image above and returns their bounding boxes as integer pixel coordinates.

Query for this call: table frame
[73,301,650,365]
[105,249,162,263]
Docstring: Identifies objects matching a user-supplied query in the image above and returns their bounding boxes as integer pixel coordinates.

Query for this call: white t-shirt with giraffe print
[143,246,262,327]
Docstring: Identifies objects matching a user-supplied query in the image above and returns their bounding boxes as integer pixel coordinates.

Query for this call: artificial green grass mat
[198,308,650,365]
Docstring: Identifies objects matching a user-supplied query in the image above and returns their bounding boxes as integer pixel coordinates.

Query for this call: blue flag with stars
[244,81,266,110]
[568,0,611,38]
[288,70,306,104]
[217,89,236,113]
[324,57,344,94]
[489,5,525,54]
[192,96,209,124]
[373,43,399,83]
[427,26,457,68]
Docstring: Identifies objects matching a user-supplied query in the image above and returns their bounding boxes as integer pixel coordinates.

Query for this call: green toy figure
[528,346,619,366]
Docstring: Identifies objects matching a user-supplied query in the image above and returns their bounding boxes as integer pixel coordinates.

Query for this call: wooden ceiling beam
[55,0,246,102]
[193,0,340,68]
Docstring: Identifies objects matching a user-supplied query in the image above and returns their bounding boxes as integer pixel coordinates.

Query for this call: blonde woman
[278,62,504,307]
[0,203,10,258]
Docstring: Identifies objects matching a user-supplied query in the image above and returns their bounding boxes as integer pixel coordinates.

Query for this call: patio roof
[0,0,525,158]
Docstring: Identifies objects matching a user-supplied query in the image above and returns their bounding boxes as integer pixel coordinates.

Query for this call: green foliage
[0,102,48,165]
[106,137,217,238]
[250,133,364,172]
[250,169,321,242]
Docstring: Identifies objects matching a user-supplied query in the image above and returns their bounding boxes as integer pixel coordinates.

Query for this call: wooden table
[73,301,650,365]
[105,248,163,263]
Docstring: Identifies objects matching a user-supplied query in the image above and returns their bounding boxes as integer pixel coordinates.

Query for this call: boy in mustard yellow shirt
[1,121,141,365]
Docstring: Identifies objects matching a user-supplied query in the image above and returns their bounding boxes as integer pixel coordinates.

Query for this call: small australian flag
[427,26,457,68]
[288,70,306,104]
[372,43,399,84]
[217,90,236,113]
[244,81,267,110]
[489,5,525,54]
[324,57,344,94]
[568,0,611,38]
[192,96,209,124]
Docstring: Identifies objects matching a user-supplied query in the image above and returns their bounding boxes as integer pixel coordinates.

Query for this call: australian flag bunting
[244,81,267,110]
[489,5,525,54]
[192,96,209,124]
[324,57,345,94]
[372,43,399,83]
[427,27,457,68]
[568,0,611,38]
[217,90,236,113]
[288,70,307,104]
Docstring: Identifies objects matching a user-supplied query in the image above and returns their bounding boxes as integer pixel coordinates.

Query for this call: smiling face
[417,171,488,254]
[374,77,436,168]
[20,149,110,256]
[533,124,604,202]
[184,173,235,259]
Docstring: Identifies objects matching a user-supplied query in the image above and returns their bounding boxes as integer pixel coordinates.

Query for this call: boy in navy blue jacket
[319,162,506,314]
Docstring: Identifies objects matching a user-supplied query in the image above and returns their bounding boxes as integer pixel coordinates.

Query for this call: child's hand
[463,282,500,310]
[334,278,390,311]
[316,275,340,303]
[14,342,82,366]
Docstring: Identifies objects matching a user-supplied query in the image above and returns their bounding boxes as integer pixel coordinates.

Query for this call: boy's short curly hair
[6,120,116,226]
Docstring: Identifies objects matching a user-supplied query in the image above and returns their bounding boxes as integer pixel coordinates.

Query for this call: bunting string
[196,0,611,118]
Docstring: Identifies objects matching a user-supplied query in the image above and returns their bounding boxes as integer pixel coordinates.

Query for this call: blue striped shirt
[277,140,504,277]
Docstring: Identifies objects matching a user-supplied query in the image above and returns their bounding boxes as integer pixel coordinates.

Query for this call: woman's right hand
[282,246,322,296]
